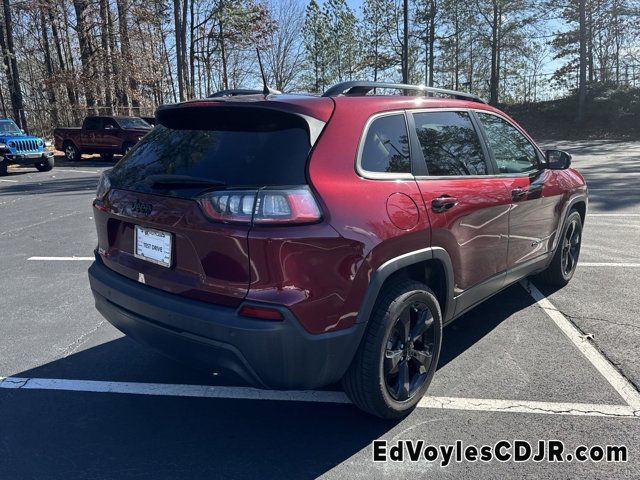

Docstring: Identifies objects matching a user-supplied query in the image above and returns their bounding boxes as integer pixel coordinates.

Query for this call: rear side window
[360,114,411,174]
[477,113,540,173]
[108,123,311,195]
[412,111,488,176]
[84,117,101,130]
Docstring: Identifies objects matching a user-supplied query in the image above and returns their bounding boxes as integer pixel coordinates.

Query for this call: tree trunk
[428,1,435,87]
[489,1,499,105]
[2,0,27,129]
[40,10,59,126]
[173,0,184,100]
[47,4,78,124]
[99,0,113,114]
[107,4,125,110]
[72,0,97,114]
[577,0,587,125]
[402,0,409,83]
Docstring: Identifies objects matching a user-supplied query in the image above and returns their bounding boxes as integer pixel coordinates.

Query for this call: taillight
[197,186,321,225]
[95,169,112,200]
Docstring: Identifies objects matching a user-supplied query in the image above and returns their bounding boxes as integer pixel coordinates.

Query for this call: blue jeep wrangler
[0,118,54,176]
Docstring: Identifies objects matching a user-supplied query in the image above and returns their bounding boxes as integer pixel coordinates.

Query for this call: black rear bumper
[88,256,365,389]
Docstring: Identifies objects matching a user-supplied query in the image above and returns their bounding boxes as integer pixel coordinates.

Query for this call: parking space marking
[579,262,640,267]
[522,280,640,412]
[28,256,94,261]
[56,169,101,174]
[0,377,636,418]
[589,214,640,217]
[0,178,18,183]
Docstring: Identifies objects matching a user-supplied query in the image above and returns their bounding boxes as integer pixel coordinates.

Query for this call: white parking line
[0,178,18,183]
[522,280,640,412]
[589,214,640,217]
[0,377,636,418]
[57,169,100,174]
[579,262,640,267]
[28,256,94,261]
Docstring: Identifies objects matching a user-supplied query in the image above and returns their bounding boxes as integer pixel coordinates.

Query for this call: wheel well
[381,259,449,318]
[571,201,586,224]
[62,140,76,150]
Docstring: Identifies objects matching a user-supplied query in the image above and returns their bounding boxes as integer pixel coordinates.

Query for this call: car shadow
[1,285,535,479]
[0,175,98,196]
[54,154,121,167]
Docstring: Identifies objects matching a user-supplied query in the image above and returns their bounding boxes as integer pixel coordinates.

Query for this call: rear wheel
[342,280,442,419]
[100,153,114,161]
[35,157,54,172]
[0,159,7,176]
[64,142,80,162]
[538,210,582,286]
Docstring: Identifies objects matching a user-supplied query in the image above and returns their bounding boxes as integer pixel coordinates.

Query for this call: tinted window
[117,117,151,129]
[413,111,488,176]
[109,124,311,196]
[0,120,20,134]
[477,113,539,173]
[103,118,119,129]
[84,117,101,130]
[360,114,411,174]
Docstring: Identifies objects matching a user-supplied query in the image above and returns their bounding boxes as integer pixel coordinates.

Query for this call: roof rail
[208,89,265,98]
[321,81,487,104]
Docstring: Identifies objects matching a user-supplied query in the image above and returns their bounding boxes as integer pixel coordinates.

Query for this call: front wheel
[100,153,114,161]
[35,157,54,172]
[64,143,80,162]
[538,210,583,286]
[342,280,443,419]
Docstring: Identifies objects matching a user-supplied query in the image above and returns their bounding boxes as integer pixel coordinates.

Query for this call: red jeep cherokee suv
[88,82,587,418]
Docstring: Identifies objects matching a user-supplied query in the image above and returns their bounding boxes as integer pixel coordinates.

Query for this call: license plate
[134,226,172,267]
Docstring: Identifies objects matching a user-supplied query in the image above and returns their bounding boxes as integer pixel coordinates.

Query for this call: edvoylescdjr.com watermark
[372,440,628,466]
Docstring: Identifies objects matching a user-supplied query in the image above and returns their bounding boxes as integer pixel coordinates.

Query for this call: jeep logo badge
[131,199,152,216]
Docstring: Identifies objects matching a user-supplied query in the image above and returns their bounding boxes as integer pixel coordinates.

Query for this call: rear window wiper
[147,174,226,189]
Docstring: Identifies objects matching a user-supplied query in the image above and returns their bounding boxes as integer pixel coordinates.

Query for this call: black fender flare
[355,246,455,325]
[550,193,588,255]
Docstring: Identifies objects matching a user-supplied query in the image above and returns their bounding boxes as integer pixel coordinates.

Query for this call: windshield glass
[0,120,21,134]
[116,117,151,129]
[109,124,311,196]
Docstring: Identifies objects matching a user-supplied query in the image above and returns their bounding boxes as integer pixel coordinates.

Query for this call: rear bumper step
[88,255,365,389]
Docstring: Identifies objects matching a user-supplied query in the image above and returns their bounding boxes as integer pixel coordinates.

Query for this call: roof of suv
[158,92,501,125]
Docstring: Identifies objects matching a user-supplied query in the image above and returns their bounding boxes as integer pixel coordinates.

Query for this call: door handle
[431,195,458,213]
[511,187,528,200]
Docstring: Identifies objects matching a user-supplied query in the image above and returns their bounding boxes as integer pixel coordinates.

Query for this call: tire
[63,142,80,162]
[0,160,7,176]
[538,210,583,287]
[342,280,443,419]
[100,153,114,161]
[35,156,54,172]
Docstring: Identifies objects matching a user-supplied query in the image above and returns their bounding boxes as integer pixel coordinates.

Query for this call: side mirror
[545,149,572,170]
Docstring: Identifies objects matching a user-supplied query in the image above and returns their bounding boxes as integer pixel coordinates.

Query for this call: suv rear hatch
[94,98,333,307]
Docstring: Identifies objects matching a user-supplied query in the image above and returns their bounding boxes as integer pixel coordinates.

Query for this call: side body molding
[355,247,455,325]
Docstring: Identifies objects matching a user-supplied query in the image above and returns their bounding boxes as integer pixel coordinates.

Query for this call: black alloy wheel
[384,301,436,401]
[561,216,581,277]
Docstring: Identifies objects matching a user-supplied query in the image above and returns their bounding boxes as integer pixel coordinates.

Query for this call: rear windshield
[109,123,311,194]
[117,117,151,129]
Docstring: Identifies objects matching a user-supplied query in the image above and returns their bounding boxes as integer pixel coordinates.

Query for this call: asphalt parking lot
[1,143,639,479]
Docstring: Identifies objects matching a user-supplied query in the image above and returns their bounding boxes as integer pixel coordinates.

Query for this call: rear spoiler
[156,101,327,146]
